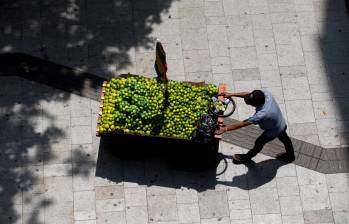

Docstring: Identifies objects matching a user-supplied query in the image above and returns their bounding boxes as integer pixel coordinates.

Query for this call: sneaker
[232,154,251,164]
[276,153,295,163]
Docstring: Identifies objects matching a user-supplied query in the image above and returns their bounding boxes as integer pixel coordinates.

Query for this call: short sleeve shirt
[247,90,286,138]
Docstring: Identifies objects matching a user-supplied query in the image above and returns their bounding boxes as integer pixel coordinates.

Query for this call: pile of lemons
[98,75,217,139]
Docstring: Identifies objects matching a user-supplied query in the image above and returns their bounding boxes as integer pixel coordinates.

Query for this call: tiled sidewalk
[1,0,349,223]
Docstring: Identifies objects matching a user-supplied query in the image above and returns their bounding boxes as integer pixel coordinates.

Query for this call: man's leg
[277,128,294,155]
[233,132,274,163]
[246,132,275,158]
[276,127,295,162]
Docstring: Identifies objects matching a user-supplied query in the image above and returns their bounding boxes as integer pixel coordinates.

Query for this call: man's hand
[222,91,232,97]
[215,126,227,135]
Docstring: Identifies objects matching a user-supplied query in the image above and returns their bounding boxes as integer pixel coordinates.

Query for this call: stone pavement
[1,0,349,223]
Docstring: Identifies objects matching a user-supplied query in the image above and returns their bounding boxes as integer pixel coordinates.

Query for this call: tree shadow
[0,0,177,79]
[1,0,177,222]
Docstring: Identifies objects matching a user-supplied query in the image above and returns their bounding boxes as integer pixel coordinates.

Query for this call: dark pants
[246,126,294,158]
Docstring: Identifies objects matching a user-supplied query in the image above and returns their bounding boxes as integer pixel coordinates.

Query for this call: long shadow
[319,0,349,146]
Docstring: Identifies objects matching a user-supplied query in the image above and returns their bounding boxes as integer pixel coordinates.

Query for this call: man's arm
[215,120,252,135]
[224,92,250,98]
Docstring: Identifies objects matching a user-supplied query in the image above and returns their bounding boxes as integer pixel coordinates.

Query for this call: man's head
[244,90,265,107]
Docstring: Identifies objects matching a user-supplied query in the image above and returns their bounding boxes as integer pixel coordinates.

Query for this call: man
[215,90,295,163]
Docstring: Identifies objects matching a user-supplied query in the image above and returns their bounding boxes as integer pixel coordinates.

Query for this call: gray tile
[279,65,307,78]
[74,191,96,212]
[303,209,334,224]
[230,47,258,69]
[282,215,305,224]
[198,191,229,219]
[75,210,97,221]
[44,164,72,177]
[177,203,200,223]
[329,192,349,211]
[44,201,74,224]
[276,43,305,66]
[176,187,198,204]
[96,211,126,224]
[71,126,93,145]
[252,214,282,224]
[95,186,124,200]
[96,199,125,213]
[232,68,260,81]
[285,100,315,123]
[282,77,311,100]
[125,206,148,224]
[45,176,73,203]
[249,188,280,214]
[279,196,303,215]
[147,194,177,222]
[125,187,147,207]
[300,184,331,211]
[180,27,209,50]
[183,50,211,73]
[326,173,349,193]
[276,176,300,196]
[333,211,349,224]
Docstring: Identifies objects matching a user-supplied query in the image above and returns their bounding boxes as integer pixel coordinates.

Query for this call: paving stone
[279,196,303,215]
[282,215,305,224]
[227,26,254,48]
[273,23,300,45]
[201,217,231,224]
[177,203,200,223]
[249,188,280,214]
[75,210,97,221]
[228,199,250,210]
[44,164,72,177]
[329,192,349,211]
[333,211,349,224]
[276,176,300,196]
[258,53,278,71]
[303,209,334,224]
[271,12,297,24]
[279,65,307,78]
[95,186,124,200]
[96,199,125,213]
[276,163,297,177]
[312,100,338,119]
[229,209,252,220]
[74,191,95,212]
[183,50,211,73]
[176,187,198,204]
[300,184,331,211]
[285,100,315,123]
[276,43,305,67]
[71,126,93,144]
[260,70,281,87]
[252,214,282,224]
[147,194,177,222]
[125,187,147,207]
[230,219,252,224]
[204,1,224,17]
[44,201,74,224]
[180,27,209,50]
[198,191,229,219]
[73,164,96,191]
[282,77,311,100]
[96,211,126,224]
[296,11,318,35]
[209,40,230,57]
[125,206,148,224]
[45,176,73,203]
[326,173,349,193]
[252,14,272,29]
[230,47,258,70]
[75,220,97,224]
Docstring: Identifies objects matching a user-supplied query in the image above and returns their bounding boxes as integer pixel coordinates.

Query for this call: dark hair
[244,90,265,107]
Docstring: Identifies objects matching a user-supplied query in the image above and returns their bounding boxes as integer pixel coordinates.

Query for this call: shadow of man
[217,155,289,190]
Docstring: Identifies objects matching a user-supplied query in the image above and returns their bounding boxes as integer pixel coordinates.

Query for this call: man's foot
[232,154,251,164]
[276,153,295,163]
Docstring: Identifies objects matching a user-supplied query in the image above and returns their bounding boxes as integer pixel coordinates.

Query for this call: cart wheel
[209,94,236,117]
